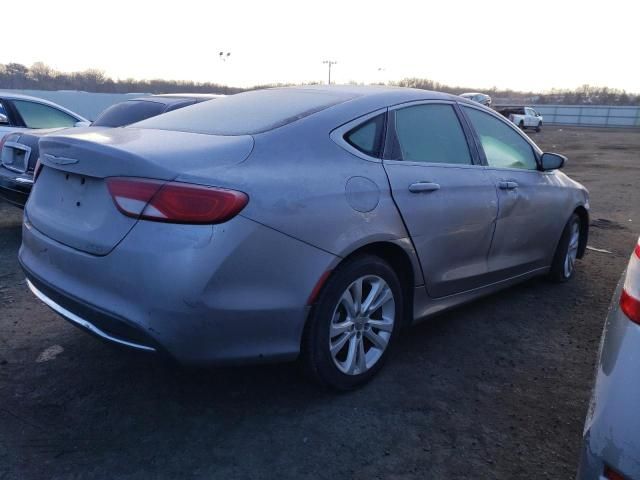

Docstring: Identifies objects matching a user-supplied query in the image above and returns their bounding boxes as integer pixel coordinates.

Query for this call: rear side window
[134,88,358,135]
[344,114,385,158]
[463,106,538,170]
[12,100,77,129]
[93,100,167,127]
[392,104,472,165]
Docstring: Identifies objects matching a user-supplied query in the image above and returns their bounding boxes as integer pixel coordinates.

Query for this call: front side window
[463,106,538,170]
[392,104,472,165]
[344,114,385,158]
[12,100,78,129]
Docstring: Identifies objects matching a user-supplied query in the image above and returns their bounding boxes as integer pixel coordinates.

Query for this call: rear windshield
[93,100,167,127]
[132,89,358,135]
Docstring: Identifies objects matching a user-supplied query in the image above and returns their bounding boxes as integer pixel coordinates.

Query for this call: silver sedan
[577,238,640,479]
[20,86,589,389]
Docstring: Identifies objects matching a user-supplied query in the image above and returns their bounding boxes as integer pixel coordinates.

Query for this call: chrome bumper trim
[26,279,156,352]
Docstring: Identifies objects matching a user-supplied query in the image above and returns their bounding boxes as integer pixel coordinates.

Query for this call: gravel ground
[1,126,639,480]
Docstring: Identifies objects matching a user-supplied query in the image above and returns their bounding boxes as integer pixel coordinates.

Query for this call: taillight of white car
[620,237,640,324]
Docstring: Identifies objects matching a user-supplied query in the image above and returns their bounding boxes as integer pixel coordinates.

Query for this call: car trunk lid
[26,127,253,255]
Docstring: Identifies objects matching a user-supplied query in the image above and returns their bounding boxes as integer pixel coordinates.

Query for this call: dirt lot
[1,126,639,480]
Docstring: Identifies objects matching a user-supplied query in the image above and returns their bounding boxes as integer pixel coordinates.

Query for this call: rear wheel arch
[574,205,589,258]
[349,243,416,326]
[307,242,417,328]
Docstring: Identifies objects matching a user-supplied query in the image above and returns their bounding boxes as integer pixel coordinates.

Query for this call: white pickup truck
[496,106,543,132]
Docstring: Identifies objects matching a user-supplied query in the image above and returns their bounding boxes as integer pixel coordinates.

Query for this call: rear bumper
[0,166,32,208]
[23,270,160,353]
[20,213,337,365]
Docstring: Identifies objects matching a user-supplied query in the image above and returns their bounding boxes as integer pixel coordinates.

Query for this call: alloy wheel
[329,275,395,375]
[564,220,580,277]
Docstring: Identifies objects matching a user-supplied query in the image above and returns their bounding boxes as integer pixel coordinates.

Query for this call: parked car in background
[0,92,89,135]
[459,92,492,106]
[20,86,589,390]
[577,237,640,480]
[496,106,543,131]
[0,94,221,207]
[91,93,222,127]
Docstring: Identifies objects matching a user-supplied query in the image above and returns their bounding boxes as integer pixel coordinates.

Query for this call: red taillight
[604,465,626,480]
[620,290,640,325]
[106,177,248,224]
[620,238,640,325]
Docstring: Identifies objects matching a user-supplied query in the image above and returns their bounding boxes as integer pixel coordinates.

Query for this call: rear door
[383,101,498,298]
[460,104,566,277]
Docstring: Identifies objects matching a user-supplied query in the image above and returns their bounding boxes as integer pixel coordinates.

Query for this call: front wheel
[302,255,403,390]
[550,213,581,282]
[536,122,542,132]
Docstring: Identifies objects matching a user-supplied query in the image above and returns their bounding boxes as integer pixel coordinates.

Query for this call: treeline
[392,78,640,106]
[1,63,639,106]
[0,62,244,95]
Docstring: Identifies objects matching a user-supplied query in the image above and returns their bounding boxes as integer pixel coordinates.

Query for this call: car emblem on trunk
[44,154,79,165]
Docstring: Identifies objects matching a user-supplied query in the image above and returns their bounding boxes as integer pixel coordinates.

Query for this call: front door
[382,102,498,298]
[461,105,565,277]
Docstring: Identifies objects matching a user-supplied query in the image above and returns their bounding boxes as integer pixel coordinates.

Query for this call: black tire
[518,120,525,130]
[302,255,403,390]
[535,122,542,132]
[549,213,581,282]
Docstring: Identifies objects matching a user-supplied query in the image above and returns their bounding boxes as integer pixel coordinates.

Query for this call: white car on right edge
[496,106,543,132]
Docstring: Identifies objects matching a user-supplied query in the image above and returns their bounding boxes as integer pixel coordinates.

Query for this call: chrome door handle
[498,181,519,190]
[409,182,440,193]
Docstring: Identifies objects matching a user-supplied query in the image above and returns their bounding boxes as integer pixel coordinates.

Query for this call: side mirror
[74,121,91,127]
[0,113,8,124]
[541,152,566,171]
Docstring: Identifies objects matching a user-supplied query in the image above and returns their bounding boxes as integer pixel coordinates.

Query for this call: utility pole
[322,60,337,85]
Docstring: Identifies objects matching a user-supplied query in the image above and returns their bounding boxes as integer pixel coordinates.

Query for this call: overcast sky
[3,0,638,92]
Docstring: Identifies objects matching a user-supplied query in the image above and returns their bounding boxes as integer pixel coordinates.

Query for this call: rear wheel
[302,255,403,390]
[519,120,525,130]
[550,213,581,282]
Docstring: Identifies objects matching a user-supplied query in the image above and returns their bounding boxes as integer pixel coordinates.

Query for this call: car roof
[0,91,88,121]
[133,85,489,136]
[278,85,483,113]
[285,84,454,99]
